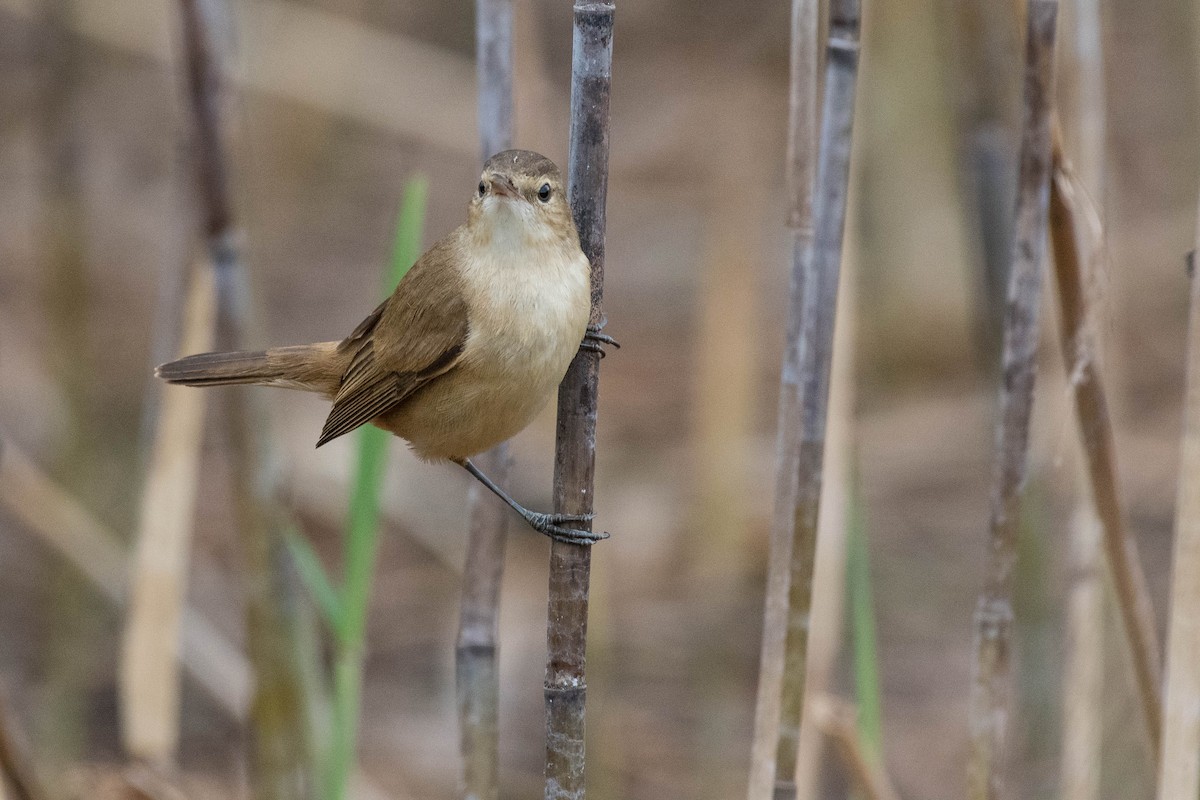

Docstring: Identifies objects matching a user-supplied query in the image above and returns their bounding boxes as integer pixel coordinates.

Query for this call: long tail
[156,342,343,396]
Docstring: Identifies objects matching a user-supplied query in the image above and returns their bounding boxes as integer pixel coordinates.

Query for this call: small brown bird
[158,150,614,545]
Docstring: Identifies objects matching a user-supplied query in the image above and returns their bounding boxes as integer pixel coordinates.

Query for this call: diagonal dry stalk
[543,2,614,797]
[808,695,901,800]
[0,442,401,799]
[1155,211,1200,800]
[966,3,1058,799]
[175,0,311,795]
[456,0,514,796]
[747,0,818,793]
[1049,135,1162,754]
[769,1,861,797]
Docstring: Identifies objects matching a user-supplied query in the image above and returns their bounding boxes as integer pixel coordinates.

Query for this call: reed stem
[456,0,515,795]
[966,4,1058,798]
[771,1,861,796]
[543,3,614,797]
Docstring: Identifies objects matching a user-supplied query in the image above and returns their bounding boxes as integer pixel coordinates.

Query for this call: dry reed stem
[967,4,1058,799]
[1056,0,1107,794]
[771,1,861,796]
[456,1,514,795]
[0,690,51,800]
[791,229,858,800]
[177,0,310,794]
[747,0,819,791]
[1155,215,1200,800]
[120,264,215,763]
[457,445,509,800]
[808,695,900,800]
[543,3,613,797]
[1060,507,1103,800]
[1049,137,1162,753]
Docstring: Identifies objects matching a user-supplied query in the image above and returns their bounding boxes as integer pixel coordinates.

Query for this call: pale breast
[384,241,591,461]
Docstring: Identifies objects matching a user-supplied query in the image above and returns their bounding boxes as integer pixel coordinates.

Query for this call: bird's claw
[524,511,609,546]
[581,322,620,358]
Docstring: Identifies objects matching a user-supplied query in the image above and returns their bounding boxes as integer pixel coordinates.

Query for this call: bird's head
[468,150,578,251]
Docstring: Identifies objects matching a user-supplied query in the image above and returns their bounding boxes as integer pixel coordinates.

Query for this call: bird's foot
[522,511,609,546]
[580,321,620,358]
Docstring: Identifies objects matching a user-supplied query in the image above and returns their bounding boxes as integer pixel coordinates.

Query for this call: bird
[157,149,615,545]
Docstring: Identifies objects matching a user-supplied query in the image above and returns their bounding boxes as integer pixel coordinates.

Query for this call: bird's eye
[478,180,487,197]
[537,183,552,202]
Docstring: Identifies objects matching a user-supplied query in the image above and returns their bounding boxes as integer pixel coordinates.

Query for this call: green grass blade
[327,177,428,800]
[847,479,884,764]
[285,527,342,631]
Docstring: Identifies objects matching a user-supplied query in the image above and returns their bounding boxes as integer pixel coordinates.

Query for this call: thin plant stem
[846,487,882,764]
[791,248,858,800]
[327,179,428,800]
[966,4,1058,799]
[176,0,311,795]
[747,0,818,783]
[1049,136,1162,754]
[1154,211,1200,800]
[771,1,862,797]
[456,0,514,796]
[543,3,614,797]
[1055,0,1108,793]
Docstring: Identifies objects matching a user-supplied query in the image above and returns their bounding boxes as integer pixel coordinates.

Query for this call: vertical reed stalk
[966,4,1058,799]
[1049,138,1162,752]
[120,263,215,763]
[770,2,861,797]
[1056,0,1108,792]
[747,0,819,791]
[1060,508,1103,800]
[177,0,310,795]
[456,1,514,796]
[790,264,857,800]
[543,3,613,797]
[1155,216,1200,800]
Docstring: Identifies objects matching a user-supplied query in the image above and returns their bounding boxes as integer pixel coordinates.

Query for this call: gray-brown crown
[483,150,561,181]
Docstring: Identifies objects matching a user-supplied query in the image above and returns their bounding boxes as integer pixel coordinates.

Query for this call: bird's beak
[490,175,520,200]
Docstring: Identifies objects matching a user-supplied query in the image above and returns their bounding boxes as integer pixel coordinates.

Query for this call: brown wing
[316,235,470,447]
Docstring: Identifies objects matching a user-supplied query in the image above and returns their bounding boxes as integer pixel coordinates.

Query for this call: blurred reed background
[0,0,1198,797]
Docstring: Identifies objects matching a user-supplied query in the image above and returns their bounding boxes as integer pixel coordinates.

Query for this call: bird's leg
[579,318,620,358]
[456,458,609,546]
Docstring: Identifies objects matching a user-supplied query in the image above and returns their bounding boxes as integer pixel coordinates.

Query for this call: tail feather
[157,342,343,395]
[157,350,277,386]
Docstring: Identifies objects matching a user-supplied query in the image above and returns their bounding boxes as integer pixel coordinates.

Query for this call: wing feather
[315,234,470,447]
